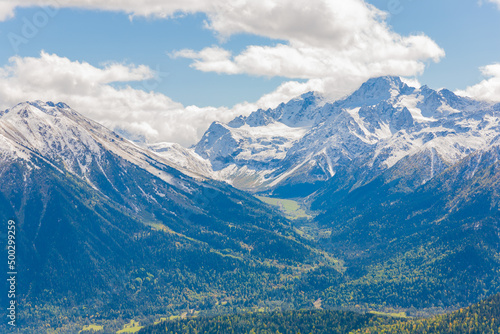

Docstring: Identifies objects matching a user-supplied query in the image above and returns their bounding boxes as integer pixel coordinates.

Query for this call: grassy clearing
[116,320,143,333]
[79,324,103,333]
[154,317,167,325]
[369,311,408,318]
[256,196,312,220]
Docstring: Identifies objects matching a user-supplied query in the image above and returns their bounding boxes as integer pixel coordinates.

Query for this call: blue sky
[368,0,500,89]
[0,0,499,145]
[0,8,288,107]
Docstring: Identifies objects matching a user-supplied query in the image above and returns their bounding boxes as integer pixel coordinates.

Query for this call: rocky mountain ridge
[152,76,499,197]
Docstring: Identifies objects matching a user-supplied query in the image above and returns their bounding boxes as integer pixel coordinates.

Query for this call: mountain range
[1,76,499,333]
[154,76,499,197]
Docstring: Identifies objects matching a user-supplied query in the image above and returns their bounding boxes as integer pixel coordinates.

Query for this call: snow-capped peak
[0,101,210,189]
[188,76,500,194]
[339,76,415,108]
[228,91,325,129]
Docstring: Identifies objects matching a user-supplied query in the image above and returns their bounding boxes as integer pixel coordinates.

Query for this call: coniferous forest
[140,293,500,334]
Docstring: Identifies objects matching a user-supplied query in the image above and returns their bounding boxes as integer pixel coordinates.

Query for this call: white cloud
[171,0,443,98]
[0,52,321,146]
[176,38,441,79]
[173,47,240,74]
[2,0,444,81]
[0,3,16,21]
[0,0,446,143]
[455,64,500,103]
[0,52,226,145]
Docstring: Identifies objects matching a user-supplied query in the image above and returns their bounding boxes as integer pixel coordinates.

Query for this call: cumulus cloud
[0,0,446,143]
[174,0,443,99]
[2,1,444,79]
[455,64,500,103]
[0,3,16,20]
[0,52,320,146]
[175,39,440,78]
[174,47,240,74]
[0,52,223,145]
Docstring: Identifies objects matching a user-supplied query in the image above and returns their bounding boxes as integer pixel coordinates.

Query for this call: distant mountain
[0,101,337,332]
[191,76,498,197]
[193,92,325,192]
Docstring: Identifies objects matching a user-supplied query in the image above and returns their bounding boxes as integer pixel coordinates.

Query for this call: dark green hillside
[309,146,500,310]
[354,293,500,333]
[139,309,400,334]
[139,293,500,334]
[0,152,337,332]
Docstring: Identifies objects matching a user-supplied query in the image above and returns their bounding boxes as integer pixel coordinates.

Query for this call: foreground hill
[138,309,399,334]
[139,294,500,334]
[355,293,500,333]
